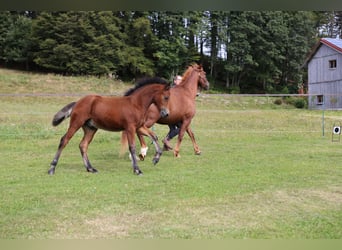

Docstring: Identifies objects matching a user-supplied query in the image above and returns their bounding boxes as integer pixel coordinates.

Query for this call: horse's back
[90,96,132,131]
[69,95,125,131]
[75,95,101,108]
[75,95,127,112]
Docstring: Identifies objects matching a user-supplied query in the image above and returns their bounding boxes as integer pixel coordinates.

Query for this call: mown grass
[1,68,342,239]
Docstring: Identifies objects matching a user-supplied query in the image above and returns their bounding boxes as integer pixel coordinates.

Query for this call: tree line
[0,11,341,93]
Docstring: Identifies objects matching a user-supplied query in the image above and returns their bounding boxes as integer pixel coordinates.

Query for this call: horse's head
[125,78,171,118]
[196,65,210,91]
[154,84,171,118]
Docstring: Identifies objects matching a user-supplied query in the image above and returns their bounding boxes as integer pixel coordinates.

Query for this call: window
[317,95,324,105]
[329,59,337,69]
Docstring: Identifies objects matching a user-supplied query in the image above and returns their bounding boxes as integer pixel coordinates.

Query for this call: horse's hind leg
[173,120,191,158]
[48,126,79,175]
[186,127,201,155]
[79,126,98,173]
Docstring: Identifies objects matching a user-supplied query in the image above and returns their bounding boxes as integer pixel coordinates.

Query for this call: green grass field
[1,68,342,239]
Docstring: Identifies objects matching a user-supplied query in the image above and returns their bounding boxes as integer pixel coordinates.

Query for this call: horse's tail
[52,101,77,126]
[119,131,128,157]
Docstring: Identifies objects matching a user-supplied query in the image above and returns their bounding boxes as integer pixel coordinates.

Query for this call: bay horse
[123,64,209,159]
[48,78,170,176]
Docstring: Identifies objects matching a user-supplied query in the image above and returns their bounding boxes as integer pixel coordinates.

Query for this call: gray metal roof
[321,38,342,53]
[303,38,342,67]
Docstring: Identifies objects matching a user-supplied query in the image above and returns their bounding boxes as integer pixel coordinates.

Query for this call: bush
[274,98,282,105]
[228,86,240,94]
[274,97,307,109]
[294,98,307,109]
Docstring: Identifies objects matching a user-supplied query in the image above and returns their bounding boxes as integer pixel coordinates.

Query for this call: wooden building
[304,38,342,110]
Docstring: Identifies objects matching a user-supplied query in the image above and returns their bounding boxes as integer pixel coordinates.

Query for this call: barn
[304,38,342,110]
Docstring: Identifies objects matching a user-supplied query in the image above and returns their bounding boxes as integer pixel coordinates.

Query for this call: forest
[0,11,342,93]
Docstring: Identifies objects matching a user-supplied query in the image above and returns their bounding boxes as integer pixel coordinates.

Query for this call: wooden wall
[308,45,342,110]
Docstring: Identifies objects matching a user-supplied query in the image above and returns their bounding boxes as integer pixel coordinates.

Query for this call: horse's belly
[91,118,124,131]
[157,113,193,125]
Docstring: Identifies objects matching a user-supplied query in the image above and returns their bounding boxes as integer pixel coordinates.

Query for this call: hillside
[0,68,130,95]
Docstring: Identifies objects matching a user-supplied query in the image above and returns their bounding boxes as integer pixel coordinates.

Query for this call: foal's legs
[137,126,162,165]
[137,133,148,161]
[126,128,143,175]
[79,126,98,173]
[48,126,79,175]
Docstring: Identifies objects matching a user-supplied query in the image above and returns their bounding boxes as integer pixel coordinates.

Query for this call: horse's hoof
[48,169,55,175]
[87,168,98,173]
[195,151,202,155]
[138,154,145,161]
[173,150,180,157]
[134,169,143,175]
[152,158,160,165]
[162,139,173,151]
[163,144,173,151]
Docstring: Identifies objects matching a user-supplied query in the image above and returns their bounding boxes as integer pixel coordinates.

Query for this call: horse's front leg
[127,129,143,175]
[137,132,148,161]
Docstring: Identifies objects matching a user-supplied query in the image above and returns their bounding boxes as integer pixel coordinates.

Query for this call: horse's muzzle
[160,108,169,118]
[203,82,210,90]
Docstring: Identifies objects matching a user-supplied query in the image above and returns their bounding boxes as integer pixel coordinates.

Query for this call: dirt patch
[84,216,129,238]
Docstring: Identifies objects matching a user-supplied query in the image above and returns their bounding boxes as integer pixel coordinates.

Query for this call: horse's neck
[132,86,157,110]
[179,72,198,98]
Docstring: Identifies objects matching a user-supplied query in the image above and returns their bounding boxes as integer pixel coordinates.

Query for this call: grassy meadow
[1,68,342,239]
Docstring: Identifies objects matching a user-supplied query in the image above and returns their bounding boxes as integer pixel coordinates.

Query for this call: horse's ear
[189,62,197,68]
[193,62,202,69]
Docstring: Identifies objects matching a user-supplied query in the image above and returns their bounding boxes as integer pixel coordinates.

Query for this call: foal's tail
[52,101,77,126]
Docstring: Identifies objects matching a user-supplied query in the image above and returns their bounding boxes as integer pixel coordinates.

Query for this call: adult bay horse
[126,64,209,159]
[48,78,170,176]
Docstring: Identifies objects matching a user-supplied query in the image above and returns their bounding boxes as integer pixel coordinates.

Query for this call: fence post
[322,104,325,137]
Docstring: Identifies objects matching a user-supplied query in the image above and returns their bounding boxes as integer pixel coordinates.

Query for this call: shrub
[294,98,307,109]
[274,98,282,105]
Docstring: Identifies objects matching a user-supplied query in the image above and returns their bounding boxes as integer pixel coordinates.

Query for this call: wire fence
[1,92,342,98]
[1,93,342,139]
[0,93,329,97]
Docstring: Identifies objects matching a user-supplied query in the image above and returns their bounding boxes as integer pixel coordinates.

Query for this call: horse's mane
[124,77,170,96]
[180,63,199,84]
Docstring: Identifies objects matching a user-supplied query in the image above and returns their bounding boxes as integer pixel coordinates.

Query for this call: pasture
[1,68,342,239]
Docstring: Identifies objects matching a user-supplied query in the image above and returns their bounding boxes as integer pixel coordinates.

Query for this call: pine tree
[0,12,33,69]
[32,11,127,75]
